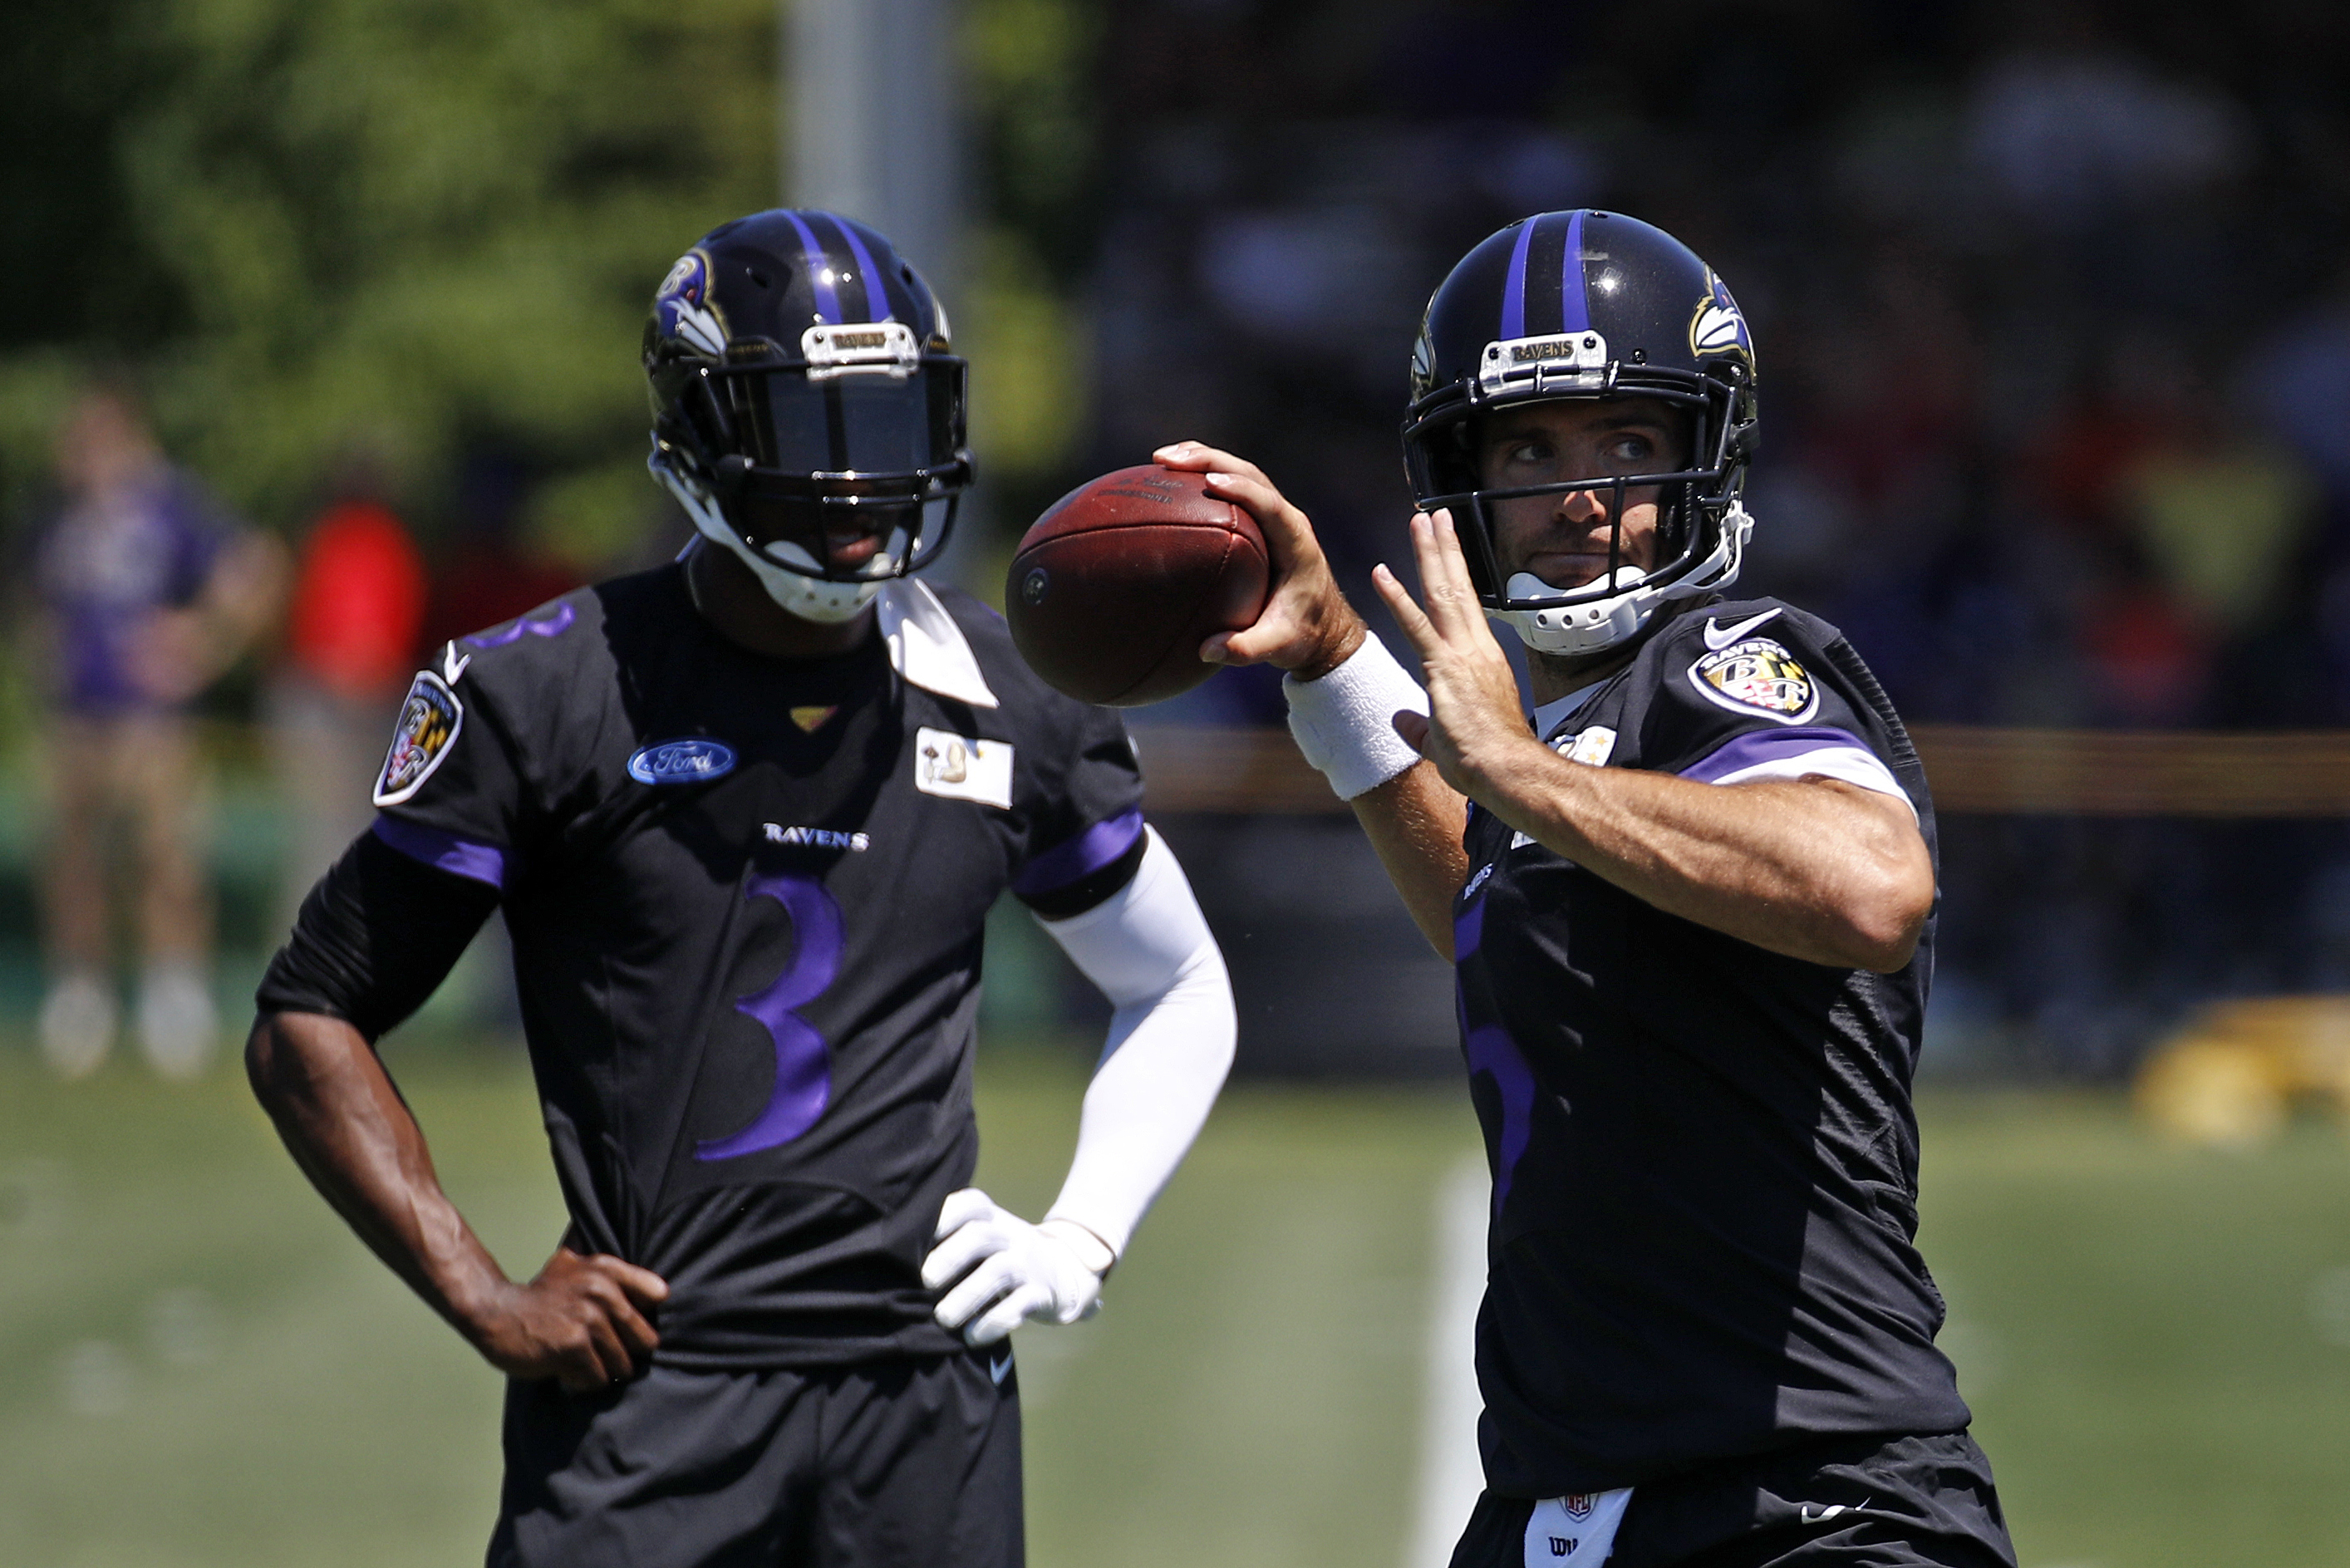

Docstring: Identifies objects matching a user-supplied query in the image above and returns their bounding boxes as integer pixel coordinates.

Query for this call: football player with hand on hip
[245,209,1236,1568]
[1157,212,2014,1568]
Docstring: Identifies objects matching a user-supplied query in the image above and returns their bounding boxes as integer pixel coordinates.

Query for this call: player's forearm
[204,533,288,652]
[1468,745,1932,971]
[1350,763,1472,960]
[1045,960,1235,1255]
[244,1010,515,1339]
[1034,831,1236,1256]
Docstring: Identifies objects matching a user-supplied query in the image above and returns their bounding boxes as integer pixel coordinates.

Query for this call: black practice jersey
[293,565,1143,1369]
[1453,597,1969,1496]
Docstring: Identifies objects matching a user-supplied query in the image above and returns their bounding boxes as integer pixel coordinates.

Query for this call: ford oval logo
[627,738,738,785]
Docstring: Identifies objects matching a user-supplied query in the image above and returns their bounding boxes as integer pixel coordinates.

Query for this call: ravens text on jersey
[264,565,1149,1368]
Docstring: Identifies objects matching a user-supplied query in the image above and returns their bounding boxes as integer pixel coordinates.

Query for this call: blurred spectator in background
[420,450,578,651]
[27,384,283,1079]
[1078,0,2350,1074]
[267,453,426,931]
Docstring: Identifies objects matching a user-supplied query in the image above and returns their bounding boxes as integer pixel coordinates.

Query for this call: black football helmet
[644,209,973,621]
[1402,210,1758,654]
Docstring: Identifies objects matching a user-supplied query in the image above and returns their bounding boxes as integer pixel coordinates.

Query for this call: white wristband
[1283,633,1429,800]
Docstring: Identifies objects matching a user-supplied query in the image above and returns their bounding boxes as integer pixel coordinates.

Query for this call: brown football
[1005,465,1270,706]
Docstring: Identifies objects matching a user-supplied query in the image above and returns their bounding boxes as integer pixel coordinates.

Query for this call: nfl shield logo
[1563,1494,1595,1521]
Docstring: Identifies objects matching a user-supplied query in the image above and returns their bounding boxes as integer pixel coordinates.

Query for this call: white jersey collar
[1531,682,1602,742]
[878,579,999,710]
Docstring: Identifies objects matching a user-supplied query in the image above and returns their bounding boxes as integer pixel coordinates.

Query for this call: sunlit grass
[2,1043,2349,1566]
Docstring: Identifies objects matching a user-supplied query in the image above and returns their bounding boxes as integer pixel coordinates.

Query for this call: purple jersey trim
[371,815,509,890]
[1678,726,1876,786]
[1012,807,1145,899]
[464,602,575,649]
[782,210,841,325]
[1558,209,1590,334]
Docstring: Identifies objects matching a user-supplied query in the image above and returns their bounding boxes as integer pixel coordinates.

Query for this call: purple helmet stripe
[1500,218,1536,342]
[817,211,890,322]
[780,209,841,325]
[1559,209,1590,334]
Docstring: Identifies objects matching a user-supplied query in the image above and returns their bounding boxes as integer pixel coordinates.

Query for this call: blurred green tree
[0,0,1112,575]
[0,0,778,563]
[956,0,1107,598]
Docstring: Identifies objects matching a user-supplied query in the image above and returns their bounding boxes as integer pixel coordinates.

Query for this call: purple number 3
[695,872,844,1161]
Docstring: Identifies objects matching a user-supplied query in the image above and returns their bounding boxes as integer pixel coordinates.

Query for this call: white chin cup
[653,456,889,624]
[1488,504,1753,656]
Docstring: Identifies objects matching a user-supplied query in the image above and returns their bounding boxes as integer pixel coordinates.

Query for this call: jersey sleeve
[1639,604,1913,813]
[1009,700,1148,918]
[365,651,534,894]
[257,830,500,1040]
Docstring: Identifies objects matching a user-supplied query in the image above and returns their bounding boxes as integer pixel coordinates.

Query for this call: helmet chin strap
[1490,503,1753,656]
[651,452,886,625]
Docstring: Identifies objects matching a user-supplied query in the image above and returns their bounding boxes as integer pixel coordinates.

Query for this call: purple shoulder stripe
[1013,807,1144,898]
[1679,726,1875,785]
[371,815,509,891]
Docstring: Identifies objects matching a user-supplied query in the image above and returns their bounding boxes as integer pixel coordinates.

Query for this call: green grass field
[3,1040,2349,1567]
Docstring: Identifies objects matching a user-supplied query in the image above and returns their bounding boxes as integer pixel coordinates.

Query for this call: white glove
[922,1187,1110,1345]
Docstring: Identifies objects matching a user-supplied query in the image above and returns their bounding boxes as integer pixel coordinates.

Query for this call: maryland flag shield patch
[1688,637,1820,724]
[374,671,465,805]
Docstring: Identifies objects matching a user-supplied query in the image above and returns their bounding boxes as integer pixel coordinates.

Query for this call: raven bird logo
[655,248,728,356]
[1689,270,1753,370]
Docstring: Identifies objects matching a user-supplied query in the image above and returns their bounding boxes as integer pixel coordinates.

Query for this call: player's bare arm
[1376,508,1932,973]
[246,1010,666,1389]
[1384,210,2008,1568]
[1153,440,1472,956]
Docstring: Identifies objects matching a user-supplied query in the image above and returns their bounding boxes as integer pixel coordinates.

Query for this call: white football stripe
[1408,1157,1492,1568]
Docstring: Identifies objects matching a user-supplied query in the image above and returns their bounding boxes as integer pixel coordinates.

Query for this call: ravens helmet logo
[1689,270,1753,371]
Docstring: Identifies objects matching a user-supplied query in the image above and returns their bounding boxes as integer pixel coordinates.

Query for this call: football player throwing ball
[1157,211,2015,1568]
[247,210,1236,1568]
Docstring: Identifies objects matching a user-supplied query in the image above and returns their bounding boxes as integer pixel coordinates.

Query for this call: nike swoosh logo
[440,641,472,685]
[1799,1503,1855,1524]
[1704,607,1782,650]
[989,1350,1013,1385]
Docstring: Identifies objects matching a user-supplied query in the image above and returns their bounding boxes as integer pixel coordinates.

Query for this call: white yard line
[1407,1155,1492,1568]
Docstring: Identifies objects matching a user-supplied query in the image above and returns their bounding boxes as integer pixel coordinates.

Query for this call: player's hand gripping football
[470,1246,670,1391]
[923,1188,1107,1346]
[1373,509,1548,799]
[1150,441,1367,679]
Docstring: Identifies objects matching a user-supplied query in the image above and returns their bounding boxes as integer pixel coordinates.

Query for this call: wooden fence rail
[1125,725,2350,818]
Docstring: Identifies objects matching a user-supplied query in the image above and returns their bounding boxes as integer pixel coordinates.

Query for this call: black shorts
[1449,1431,2017,1568]
[487,1346,1022,1568]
